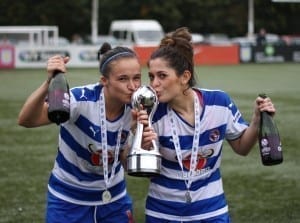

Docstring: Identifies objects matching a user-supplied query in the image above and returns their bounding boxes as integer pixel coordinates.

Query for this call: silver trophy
[127,85,162,177]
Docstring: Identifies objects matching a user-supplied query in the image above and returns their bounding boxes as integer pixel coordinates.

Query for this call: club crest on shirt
[181,149,214,170]
[209,129,220,142]
[87,130,128,166]
[88,143,114,166]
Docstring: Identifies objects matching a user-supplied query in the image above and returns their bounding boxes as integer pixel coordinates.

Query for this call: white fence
[0,44,101,68]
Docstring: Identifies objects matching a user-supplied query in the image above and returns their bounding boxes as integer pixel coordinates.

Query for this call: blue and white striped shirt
[146,88,248,221]
[48,83,131,205]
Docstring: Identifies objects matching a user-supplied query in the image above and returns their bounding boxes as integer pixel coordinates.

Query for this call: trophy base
[127,152,161,177]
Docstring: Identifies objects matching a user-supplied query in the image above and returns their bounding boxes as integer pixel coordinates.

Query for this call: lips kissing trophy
[127,85,162,177]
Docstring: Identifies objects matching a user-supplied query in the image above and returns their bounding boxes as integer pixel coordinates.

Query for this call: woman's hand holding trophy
[127,85,162,177]
[131,109,157,151]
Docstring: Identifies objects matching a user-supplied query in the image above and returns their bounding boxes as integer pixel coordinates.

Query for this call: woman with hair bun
[18,43,142,223]
[138,27,276,222]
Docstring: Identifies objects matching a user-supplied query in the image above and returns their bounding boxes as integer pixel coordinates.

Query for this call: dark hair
[98,42,137,78]
[149,27,196,88]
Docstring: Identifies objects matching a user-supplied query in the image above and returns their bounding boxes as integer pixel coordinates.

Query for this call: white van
[109,20,164,46]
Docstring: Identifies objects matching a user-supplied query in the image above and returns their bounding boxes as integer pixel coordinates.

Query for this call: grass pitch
[0,63,299,222]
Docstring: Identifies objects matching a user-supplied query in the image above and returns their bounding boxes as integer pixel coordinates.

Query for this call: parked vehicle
[191,33,205,44]
[109,20,164,46]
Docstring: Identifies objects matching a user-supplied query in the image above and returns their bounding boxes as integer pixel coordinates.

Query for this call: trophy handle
[131,121,144,153]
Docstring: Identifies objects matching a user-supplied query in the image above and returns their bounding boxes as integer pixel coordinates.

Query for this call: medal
[99,89,125,203]
[185,191,192,203]
[168,90,201,203]
[102,190,112,203]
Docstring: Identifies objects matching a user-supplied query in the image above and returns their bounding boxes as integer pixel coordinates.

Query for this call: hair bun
[99,42,112,54]
[159,27,192,48]
[97,42,112,60]
[160,37,175,47]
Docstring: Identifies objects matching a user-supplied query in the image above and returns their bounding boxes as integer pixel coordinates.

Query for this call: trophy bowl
[127,85,162,177]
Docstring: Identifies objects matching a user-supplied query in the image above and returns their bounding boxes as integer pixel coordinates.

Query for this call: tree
[0,0,299,40]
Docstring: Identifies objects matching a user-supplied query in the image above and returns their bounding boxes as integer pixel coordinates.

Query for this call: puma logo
[80,89,88,100]
[89,126,99,137]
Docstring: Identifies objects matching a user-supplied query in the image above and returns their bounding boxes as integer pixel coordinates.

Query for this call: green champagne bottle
[258,93,283,165]
[47,71,70,124]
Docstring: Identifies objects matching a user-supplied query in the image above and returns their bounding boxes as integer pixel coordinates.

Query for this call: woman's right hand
[46,55,70,79]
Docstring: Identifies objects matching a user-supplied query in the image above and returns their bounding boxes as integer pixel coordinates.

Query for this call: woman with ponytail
[18,43,141,223]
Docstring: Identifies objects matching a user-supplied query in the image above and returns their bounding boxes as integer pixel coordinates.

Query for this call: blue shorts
[146,212,231,223]
[46,191,134,223]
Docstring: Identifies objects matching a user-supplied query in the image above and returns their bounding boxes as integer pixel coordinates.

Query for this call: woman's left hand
[255,95,276,117]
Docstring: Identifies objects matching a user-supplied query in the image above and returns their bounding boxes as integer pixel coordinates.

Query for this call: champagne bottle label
[258,93,283,166]
[48,89,70,112]
[259,135,283,165]
[47,72,70,124]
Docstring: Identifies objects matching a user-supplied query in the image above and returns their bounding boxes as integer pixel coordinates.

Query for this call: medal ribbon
[99,89,124,189]
[168,91,201,191]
